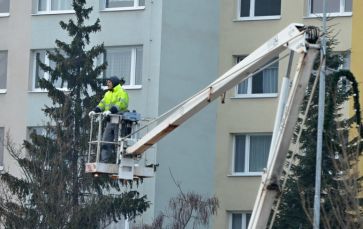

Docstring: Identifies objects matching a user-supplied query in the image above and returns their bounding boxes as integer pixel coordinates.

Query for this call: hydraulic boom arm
[126,23,318,156]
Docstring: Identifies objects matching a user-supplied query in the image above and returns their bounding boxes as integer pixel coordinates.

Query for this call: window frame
[31,49,68,92]
[103,0,145,11]
[102,46,143,90]
[234,56,278,98]
[229,211,252,229]
[307,0,352,17]
[0,51,8,93]
[36,0,74,15]
[236,0,281,21]
[231,133,271,176]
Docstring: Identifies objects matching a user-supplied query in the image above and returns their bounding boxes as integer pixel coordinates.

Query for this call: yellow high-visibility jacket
[97,84,129,112]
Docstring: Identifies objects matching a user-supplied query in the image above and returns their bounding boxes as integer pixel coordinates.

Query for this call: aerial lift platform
[86,23,320,229]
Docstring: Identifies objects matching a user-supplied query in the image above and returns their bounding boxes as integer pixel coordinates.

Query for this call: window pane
[249,135,271,172]
[0,51,7,90]
[246,213,251,228]
[38,0,47,11]
[35,51,46,89]
[49,58,64,88]
[105,47,132,85]
[255,0,281,16]
[262,62,278,93]
[237,80,248,94]
[135,47,143,85]
[311,0,340,13]
[139,0,145,6]
[51,0,72,11]
[240,0,250,17]
[236,56,248,94]
[106,0,134,8]
[345,0,352,12]
[0,0,10,13]
[252,72,263,93]
[232,213,242,229]
[234,135,246,172]
[252,60,278,94]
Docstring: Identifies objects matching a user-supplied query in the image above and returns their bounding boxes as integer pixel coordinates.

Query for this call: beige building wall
[215,0,352,228]
[351,0,363,198]
[0,1,31,177]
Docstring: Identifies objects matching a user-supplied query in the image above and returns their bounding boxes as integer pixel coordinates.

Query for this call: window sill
[100,6,145,12]
[101,85,142,90]
[234,15,281,22]
[32,10,75,16]
[228,173,262,177]
[231,93,278,99]
[305,12,352,18]
[29,88,69,93]
[0,13,10,17]
[0,89,7,94]
[124,85,142,90]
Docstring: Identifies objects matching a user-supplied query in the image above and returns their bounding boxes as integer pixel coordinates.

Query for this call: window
[0,51,7,93]
[233,134,271,174]
[238,0,281,19]
[236,56,278,97]
[308,0,352,16]
[31,50,66,91]
[0,0,9,15]
[105,0,145,9]
[28,127,46,139]
[37,0,72,13]
[0,127,4,168]
[27,126,56,142]
[230,212,251,229]
[103,46,143,88]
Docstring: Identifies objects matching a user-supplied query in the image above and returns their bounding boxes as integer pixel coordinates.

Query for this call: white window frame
[36,0,74,15]
[103,46,143,89]
[103,0,145,11]
[231,133,271,176]
[0,0,10,17]
[307,0,352,17]
[0,51,7,93]
[31,50,68,92]
[234,56,278,98]
[236,0,281,21]
[229,211,252,229]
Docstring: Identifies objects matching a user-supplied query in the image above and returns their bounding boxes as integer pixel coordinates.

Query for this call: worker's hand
[88,111,96,117]
[103,110,111,116]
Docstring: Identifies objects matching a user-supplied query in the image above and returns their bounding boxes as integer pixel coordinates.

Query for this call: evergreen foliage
[0,1,149,228]
[272,33,363,228]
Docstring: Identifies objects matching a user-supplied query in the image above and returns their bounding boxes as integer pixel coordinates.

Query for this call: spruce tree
[0,0,149,228]
[272,33,363,228]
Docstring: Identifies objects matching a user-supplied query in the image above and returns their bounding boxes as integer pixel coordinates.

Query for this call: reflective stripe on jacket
[97,84,129,112]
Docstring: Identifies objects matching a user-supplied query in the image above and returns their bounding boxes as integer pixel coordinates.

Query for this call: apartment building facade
[215,0,352,228]
[0,0,219,227]
[351,0,363,200]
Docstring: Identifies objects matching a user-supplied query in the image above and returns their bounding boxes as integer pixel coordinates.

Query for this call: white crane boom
[248,48,319,229]
[126,23,316,155]
[86,23,320,229]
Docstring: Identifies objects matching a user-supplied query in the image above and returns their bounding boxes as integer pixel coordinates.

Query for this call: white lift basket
[85,111,154,180]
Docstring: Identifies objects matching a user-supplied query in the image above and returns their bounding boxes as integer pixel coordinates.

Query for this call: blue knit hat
[108,76,120,87]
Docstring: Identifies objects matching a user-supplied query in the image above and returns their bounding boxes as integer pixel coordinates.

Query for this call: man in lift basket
[88,76,129,163]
